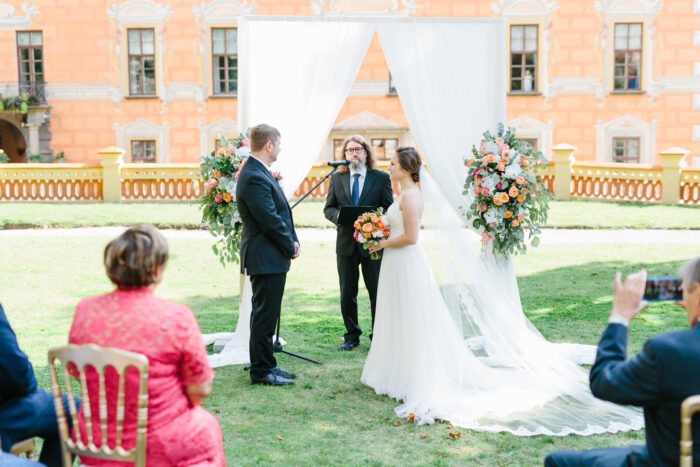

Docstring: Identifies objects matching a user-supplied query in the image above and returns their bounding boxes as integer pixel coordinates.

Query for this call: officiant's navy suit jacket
[589,322,700,466]
[236,156,298,276]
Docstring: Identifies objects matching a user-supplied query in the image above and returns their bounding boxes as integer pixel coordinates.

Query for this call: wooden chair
[48,344,149,467]
[680,394,700,466]
[9,438,36,458]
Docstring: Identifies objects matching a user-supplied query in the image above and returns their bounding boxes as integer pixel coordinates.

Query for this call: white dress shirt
[349,165,367,199]
[249,155,272,172]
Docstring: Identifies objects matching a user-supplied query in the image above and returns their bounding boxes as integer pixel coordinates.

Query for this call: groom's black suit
[236,156,298,381]
[324,168,393,343]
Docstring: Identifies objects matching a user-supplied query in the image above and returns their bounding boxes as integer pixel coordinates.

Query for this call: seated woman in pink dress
[68,225,225,466]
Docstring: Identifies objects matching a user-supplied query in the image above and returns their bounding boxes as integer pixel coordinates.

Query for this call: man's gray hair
[682,256,700,291]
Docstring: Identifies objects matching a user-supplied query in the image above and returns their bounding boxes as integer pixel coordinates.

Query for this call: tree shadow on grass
[517,258,688,352]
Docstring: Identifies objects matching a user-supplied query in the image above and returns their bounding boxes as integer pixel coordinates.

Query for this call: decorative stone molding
[694,0,700,14]
[694,126,700,142]
[548,78,606,99]
[693,94,700,110]
[491,1,558,98]
[114,119,170,162]
[507,115,554,159]
[192,0,256,26]
[311,0,422,16]
[595,114,658,164]
[348,80,393,97]
[0,2,38,30]
[648,76,700,97]
[45,84,115,101]
[694,30,700,47]
[107,0,172,27]
[198,118,239,156]
[595,0,662,97]
[163,83,205,104]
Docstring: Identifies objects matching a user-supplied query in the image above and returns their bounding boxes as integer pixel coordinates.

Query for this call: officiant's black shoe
[338,340,359,351]
[251,373,294,386]
[271,366,296,379]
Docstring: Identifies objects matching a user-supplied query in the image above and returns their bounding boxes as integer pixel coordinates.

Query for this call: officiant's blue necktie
[351,173,360,206]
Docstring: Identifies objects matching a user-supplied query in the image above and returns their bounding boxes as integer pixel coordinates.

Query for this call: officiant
[324,135,393,351]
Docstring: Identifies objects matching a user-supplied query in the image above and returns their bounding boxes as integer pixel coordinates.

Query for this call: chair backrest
[48,344,149,467]
[680,394,700,466]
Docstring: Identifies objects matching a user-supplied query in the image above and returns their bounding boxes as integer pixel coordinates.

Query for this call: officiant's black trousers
[249,272,287,380]
[337,248,381,342]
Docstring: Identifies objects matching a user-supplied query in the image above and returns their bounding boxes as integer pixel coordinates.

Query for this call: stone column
[27,124,40,159]
[551,143,576,201]
[659,147,688,205]
[98,146,124,202]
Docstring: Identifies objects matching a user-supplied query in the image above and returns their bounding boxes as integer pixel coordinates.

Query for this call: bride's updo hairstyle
[396,146,422,183]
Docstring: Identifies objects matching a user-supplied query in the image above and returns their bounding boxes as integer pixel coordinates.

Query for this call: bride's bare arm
[370,190,421,252]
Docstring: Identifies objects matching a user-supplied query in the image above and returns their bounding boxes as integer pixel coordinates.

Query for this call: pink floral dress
[69,287,225,467]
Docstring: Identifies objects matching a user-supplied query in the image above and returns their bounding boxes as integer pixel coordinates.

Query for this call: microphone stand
[250,162,348,369]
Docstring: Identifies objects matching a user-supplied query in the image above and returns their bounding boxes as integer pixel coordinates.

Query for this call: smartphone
[643,275,683,301]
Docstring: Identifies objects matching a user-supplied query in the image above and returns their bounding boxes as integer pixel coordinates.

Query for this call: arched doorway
[0,119,27,162]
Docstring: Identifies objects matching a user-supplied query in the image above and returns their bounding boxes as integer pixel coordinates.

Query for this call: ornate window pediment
[193,0,256,26]
[199,118,239,156]
[0,2,38,30]
[311,0,422,16]
[595,0,662,17]
[507,116,554,159]
[491,0,558,18]
[595,114,657,164]
[114,119,170,162]
[107,0,172,27]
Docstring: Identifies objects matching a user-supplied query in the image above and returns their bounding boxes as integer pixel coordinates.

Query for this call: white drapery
[202,17,641,436]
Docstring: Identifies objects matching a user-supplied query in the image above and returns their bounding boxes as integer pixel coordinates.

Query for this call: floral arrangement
[353,208,390,260]
[462,123,551,257]
[0,93,37,114]
[199,131,251,265]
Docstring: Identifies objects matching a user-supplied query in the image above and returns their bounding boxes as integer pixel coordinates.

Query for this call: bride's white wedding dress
[362,191,644,435]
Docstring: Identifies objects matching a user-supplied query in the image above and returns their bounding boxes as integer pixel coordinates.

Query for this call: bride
[361,147,643,435]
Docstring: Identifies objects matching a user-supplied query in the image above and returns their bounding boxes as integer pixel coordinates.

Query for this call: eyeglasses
[345,147,365,155]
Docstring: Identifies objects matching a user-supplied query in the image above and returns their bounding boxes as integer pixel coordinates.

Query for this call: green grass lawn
[1,231,696,465]
[1,199,699,230]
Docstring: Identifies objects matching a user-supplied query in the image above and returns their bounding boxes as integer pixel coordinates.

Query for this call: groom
[324,135,393,350]
[236,123,299,386]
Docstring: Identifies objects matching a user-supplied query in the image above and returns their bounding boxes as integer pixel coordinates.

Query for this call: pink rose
[242,139,250,147]
[481,187,491,197]
[477,203,488,213]
[502,149,512,159]
[216,147,226,156]
[496,137,504,145]
[204,178,218,193]
[499,144,509,153]
[496,183,502,190]
[481,232,492,242]
[489,222,495,228]
[214,194,224,203]
[225,147,235,156]
[474,188,481,196]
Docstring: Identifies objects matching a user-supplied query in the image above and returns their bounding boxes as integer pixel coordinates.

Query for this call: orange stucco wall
[0,0,697,165]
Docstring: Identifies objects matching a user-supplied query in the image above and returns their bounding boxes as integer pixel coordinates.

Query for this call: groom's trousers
[337,247,381,342]
[249,272,287,380]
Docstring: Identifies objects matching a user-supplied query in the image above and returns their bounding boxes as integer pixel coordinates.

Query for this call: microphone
[328,160,351,168]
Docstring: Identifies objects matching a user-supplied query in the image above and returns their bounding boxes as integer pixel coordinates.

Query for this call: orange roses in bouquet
[353,208,389,260]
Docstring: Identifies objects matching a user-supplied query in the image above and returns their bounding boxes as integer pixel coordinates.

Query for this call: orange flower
[485,154,495,163]
[515,176,524,185]
[500,192,510,203]
[497,161,506,172]
[521,158,530,168]
[493,197,503,206]
[517,194,526,203]
[511,219,520,227]
[222,192,232,202]
[363,232,371,239]
[216,147,226,156]
[509,186,519,198]
[467,159,474,167]
[362,223,373,233]
[370,216,380,224]
[376,221,385,230]
[354,221,361,230]
[383,229,390,237]
[505,210,513,219]
[214,170,222,179]
[517,214,524,222]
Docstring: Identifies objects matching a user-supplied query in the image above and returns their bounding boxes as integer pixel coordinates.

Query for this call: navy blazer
[590,322,700,466]
[236,157,298,276]
[0,303,37,407]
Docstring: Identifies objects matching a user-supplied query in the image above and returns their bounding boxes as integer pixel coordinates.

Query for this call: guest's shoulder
[647,326,699,349]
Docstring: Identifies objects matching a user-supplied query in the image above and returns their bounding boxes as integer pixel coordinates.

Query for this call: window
[128,29,156,96]
[16,31,44,92]
[510,25,537,93]
[212,28,237,94]
[388,73,397,95]
[131,140,156,163]
[371,138,398,161]
[333,139,345,161]
[520,138,538,152]
[612,137,640,163]
[613,23,642,91]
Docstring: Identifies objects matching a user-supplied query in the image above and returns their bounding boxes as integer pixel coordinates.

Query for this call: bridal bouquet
[462,123,550,257]
[354,208,390,260]
[199,131,251,265]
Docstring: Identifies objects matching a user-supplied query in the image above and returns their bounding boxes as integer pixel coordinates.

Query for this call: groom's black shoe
[338,339,359,351]
[271,366,296,379]
[251,373,294,386]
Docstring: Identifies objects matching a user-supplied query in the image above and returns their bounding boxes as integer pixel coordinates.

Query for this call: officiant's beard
[350,160,364,172]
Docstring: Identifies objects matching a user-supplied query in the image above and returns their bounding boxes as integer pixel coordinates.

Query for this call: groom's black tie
[351,173,360,206]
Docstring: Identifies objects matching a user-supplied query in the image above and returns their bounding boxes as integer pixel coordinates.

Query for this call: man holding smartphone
[545,256,700,466]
